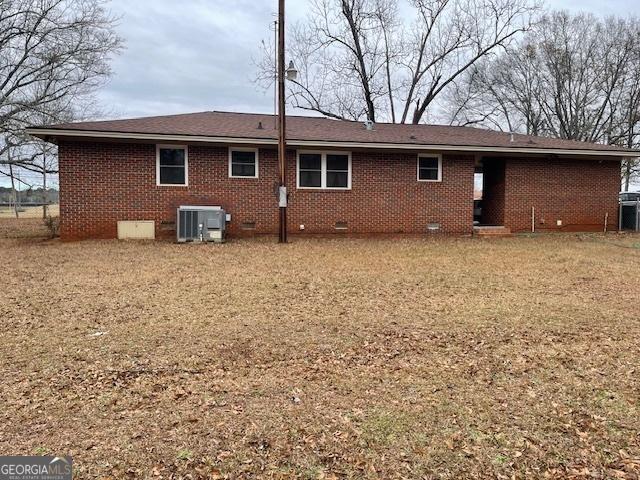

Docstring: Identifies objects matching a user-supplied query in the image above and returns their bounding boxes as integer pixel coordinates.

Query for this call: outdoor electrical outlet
[557,220,562,226]
[300,224,305,230]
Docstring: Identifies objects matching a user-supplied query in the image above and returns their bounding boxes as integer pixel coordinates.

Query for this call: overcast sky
[100,0,640,120]
[100,0,309,119]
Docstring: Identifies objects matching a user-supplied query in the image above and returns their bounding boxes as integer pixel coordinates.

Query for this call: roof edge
[25,128,639,157]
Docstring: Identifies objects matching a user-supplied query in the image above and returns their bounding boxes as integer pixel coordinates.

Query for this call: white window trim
[296,150,352,190]
[417,153,442,182]
[156,144,188,186]
[228,147,259,179]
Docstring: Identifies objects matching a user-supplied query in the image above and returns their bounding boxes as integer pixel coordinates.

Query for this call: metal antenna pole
[277,0,288,243]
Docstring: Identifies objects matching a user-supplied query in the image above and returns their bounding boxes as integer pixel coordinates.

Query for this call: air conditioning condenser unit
[177,206,227,243]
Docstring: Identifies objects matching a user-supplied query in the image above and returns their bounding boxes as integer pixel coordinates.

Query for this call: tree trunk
[8,162,19,219]
[42,151,48,219]
[623,160,631,191]
[341,0,376,122]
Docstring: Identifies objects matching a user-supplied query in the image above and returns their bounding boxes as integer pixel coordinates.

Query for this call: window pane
[419,168,439,181]
[160,148,185,166]
[232,150,256,164]
[326,171,348,188]
[232,163,256,177]
[299,170,322,187]
[327,154,348,171]
[419,157,439,169]
[419,156,439,181]
[160,166,185,184]
[299,153,322,170]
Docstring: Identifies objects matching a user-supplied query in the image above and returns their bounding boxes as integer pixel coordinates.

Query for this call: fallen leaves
[1,225,639,478]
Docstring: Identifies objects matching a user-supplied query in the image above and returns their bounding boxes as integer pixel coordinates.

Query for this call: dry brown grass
[0,217,50,238]
[1,218,639,479]
[0,204,59,218]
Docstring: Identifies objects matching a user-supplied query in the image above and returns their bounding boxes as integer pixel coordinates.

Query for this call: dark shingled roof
[30,110,637,154]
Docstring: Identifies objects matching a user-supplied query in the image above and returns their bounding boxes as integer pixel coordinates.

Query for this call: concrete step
[473,225,512,237]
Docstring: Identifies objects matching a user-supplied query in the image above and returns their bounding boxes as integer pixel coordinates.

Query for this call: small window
[299,153,322,187]
[297,151,351,189]
[326,154,349,188]
[229,148,258,178]
[418,155,442,182]
[157,146,187,186]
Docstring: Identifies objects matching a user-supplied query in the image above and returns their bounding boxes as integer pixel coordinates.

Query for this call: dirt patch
[1,229,639,478]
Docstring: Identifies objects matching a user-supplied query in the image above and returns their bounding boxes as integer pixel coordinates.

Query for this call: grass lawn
[0,204,59,218]
[1,218,639,479]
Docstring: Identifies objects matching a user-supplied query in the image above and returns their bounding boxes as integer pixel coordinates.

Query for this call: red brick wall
[288,151,474,235]
[503,157,621,232]
[57,142,620,240]
[57,141,475,240]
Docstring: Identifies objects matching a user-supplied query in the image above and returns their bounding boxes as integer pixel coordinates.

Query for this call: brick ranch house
[27,111,637,241]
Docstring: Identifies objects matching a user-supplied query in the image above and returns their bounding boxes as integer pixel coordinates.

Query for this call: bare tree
[256,0,539,123]
[610,21,640,190]
[448,12,640,188]
[0,0,122,203]
[445,43,546,134]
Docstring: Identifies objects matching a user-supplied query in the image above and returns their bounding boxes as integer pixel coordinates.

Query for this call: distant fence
[0,202,52,207]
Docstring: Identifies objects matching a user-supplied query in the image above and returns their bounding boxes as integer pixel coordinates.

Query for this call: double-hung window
[157,145,188,186]
[229,148,258,178]
[417,154,442,182]
[297,151,351,189]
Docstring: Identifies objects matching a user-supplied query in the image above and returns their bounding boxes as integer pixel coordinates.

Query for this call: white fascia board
[291,140,637,157]
[25,128,639,157]
[26,128,278,146]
